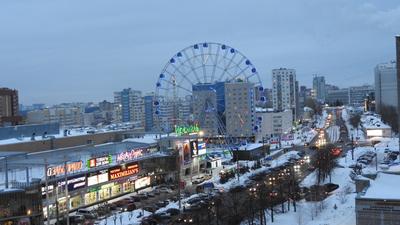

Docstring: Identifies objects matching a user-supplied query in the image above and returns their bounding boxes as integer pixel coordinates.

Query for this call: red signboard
[109,163,139,180]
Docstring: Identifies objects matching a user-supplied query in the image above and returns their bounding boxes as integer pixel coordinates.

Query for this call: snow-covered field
[341,108,365,141]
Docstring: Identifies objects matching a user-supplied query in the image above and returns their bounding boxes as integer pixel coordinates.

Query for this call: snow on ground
[242,148,359,225]
[341,108,365,141]
[316,111,328,129]
[248,137,400,225]
[327,125,340,143]
[99,209,152,225]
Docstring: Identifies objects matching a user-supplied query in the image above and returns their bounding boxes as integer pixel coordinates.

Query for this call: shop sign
[87,170,108,187]
[198,142,207,155]
[57,175,86,192]
[190,140,198,157]
[47,161,83,177]
[135,176,151,190]
[175,124,200,136]
[87,155,112,168]
[109,163,139,180]
[117,149,145,162]
[41,184,54,198]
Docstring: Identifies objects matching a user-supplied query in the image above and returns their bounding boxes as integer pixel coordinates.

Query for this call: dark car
[131,196,141,202]
[230,185,246,193]
[143,206,156,213]
[324,183,339,192]
[125,203,136,211]
[166,208,181,216]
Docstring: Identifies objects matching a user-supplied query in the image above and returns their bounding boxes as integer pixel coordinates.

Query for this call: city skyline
[1,0,399,105]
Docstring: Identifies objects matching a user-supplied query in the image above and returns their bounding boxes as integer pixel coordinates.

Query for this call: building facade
[374,61,397,112]
[349,85,375,106]
[114,89,144,128]
[143,94,154,132]
[224,81,255,138]
[256,109,293,140]
[272,68,298,119]
[312,76,326,102]
[26,107,83,127]
[0,88,22,126]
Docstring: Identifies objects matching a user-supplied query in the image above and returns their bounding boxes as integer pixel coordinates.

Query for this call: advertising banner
[183,141,191,165]
[190,140,198,157]
[109,163,139,180]
[134,176,151,190]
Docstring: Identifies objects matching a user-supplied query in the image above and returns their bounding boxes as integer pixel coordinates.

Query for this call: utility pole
[5,157,8,189]
[396,36,400,155]
[44,159,50,225]
[375,147,378,171]
[64,160,70,225]
[351,134,354,160]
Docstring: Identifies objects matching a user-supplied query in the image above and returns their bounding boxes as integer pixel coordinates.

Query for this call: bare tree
[311,144,337,184]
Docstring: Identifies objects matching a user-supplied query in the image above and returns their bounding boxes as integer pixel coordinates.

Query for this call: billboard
[87,170,109,187]
[367,129,383,137]
[198,142,207,155]
[190,140,198,157]
[135,176,151,190]
[109,163,139,180]
[87,155,112,168]
[183,141,191,164]
[47,161,83,177]
[56,175,86,192]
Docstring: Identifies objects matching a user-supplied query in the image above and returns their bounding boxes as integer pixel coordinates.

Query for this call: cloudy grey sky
[1,0,399,105]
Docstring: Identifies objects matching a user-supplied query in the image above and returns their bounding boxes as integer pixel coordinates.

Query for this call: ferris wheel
[154,42,266,134]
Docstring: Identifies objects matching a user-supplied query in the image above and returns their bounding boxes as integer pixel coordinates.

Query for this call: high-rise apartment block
[272,68,298,119]
[114,88,144,128]
[375,61,397,112]
[312,76,326,102]
[0,88,22,126]
[224,81,255,137]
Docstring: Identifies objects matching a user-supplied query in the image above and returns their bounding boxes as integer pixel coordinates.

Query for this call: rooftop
[361,173,400,200]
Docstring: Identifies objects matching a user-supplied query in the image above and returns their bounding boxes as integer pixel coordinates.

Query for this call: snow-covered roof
[361,173,400,200]
[122,135,159,144]
[238,143,263,151]
[362,115,391,129]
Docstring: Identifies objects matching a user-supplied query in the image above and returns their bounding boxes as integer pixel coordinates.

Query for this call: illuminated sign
[367,129,383,137]
[175,124,200,136]
[117,149,144,163]
[87,155,112,168]
[109,163,139,180]
[198,142,207,155]
[190,140,198,157]
[87,170,109,187]
[47,161,83,177]
[57,175,86,191]
[135,176,151,190]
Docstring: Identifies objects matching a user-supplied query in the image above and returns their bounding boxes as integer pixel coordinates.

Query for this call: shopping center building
[0,132,212,221]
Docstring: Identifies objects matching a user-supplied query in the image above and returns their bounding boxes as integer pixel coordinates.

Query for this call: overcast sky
[1,0,399,105]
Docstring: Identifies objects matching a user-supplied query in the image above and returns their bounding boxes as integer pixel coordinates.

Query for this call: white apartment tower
[272,68,297,119]
[375,61,398,112]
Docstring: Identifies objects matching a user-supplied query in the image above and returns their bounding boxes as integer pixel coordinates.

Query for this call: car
[131,195,141,202]
[159,187,171,193]
[358,159,370,165]
[324,183,339,192]
[138,193,149,200]
[229,185,246,193]
[143,206,156,213]
[156,200,168,207]
[124,203,136,212]
[153,212,172,221]
[69,215,84,223]
[147,193,155,198]
[141,217,158,225]
[77,209,97,219]
[166,208,181,216]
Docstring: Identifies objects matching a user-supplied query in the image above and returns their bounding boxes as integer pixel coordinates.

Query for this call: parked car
[77,209,97,219]
[166,208,181,216]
